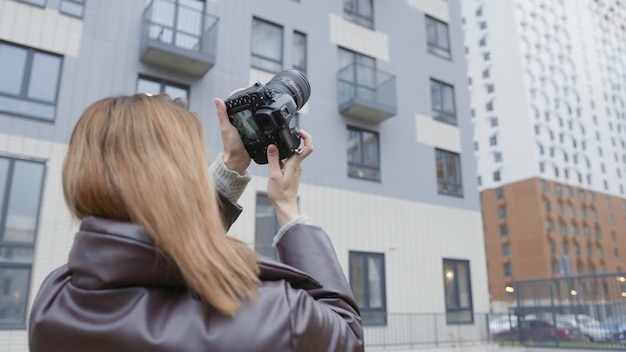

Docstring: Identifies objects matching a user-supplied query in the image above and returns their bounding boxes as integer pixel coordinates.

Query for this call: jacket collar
[68,216,321,291]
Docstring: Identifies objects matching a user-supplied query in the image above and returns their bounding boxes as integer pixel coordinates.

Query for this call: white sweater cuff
[272,215,314,247]
[209,153,251,203]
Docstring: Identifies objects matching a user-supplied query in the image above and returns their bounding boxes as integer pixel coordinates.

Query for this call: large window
[0,157,45,328]
[349,251,386,325]
[59,0,85,18]
[443,259,474,324]
[0,41,63,121]
[430,79,457,124]
[147,0,206,51]
[254,193,301,259]
[254,193,278,259]
[338,47,377,104]
[343,0,374,28]
[347,127,380,181]
[136,75,190,101]
[251,18,283,73]
[292,31,307,74]
[425,15,451,59]
[436,149,463,197]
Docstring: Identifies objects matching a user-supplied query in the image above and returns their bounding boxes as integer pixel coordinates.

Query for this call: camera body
[224,69,310,164]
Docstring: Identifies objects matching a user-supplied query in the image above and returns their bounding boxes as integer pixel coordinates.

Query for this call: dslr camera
[224,69,311,164]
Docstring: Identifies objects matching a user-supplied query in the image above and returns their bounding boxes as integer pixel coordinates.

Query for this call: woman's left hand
[214,97,251,174]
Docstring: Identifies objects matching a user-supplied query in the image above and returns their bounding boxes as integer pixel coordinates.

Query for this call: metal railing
[364,313,491,349]
[365,311,626,350]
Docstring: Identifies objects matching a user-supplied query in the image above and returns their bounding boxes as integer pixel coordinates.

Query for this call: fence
[364,313,491,349]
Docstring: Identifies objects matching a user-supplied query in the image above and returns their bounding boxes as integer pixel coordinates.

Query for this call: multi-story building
[463,0,626,307]
[0,0,487,350]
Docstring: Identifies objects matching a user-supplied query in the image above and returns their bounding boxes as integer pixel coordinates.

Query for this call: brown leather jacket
[28,200,364,351]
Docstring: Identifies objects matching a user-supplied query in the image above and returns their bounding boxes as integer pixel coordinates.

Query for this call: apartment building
[463,0,626,306]
[0,0,487,350]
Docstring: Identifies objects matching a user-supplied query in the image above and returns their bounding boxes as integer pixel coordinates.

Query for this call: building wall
[0,0,488,350]
[482,178,626,303]
[464,0,626,307]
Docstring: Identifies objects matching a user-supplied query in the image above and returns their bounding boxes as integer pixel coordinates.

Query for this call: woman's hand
[214,97,251,174]
[267,130,314,227]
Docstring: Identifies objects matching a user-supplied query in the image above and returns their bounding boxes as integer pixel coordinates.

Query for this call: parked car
[600,315,626,342]
[489,314,537,334]
[556,314,612,342]
[492,319,586,343]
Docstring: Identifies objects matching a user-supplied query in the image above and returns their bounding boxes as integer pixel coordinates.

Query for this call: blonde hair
[63,94,259,316]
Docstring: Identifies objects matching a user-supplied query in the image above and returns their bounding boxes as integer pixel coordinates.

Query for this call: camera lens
[266,69,311,110]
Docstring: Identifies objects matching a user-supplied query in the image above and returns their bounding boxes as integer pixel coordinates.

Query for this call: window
[0,41,63,121]
[251,18,283,73]
[136,76,189,101]
[17,0,45,6]
[489,135,497,146]
[493,171,501,182]
[0,157,45,328]
[503,263,512,277]
[350,251,386,325]
[347,127,380,181]
[501,244,510,257]
[498,205,506,218]
[254,193,278,259]
[500,224,508,237]
[338,47,377,104]
[495,188,504,199]
[430,79,457,124]
[443,259,473,324]
[59,0,84,18]
[147,0,207,51]
[425,16,451,59]
[344,0,374,28]
[292,31,307,73]
[436,149,462,197]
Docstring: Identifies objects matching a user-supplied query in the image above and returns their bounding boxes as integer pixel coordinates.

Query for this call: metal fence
[501,272,626,350]
[364,313,491,349]
[365,310,626,350]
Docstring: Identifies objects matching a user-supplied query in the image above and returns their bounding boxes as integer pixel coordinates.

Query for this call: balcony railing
[337,63,397,124]
[140,0,218,77]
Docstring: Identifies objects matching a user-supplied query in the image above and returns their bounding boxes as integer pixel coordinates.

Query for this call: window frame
[0,41,63,122]
[253,193,279,260]
[343,0,374,28]
[136,75,190,101]
[59,0,85,18]
[425,15,452,60]
[292,30,307,74]
[430,78,457,125]
[17,0,46,7]
[347,126,381,182]
[442,258,474,324]
[251,17,284,73]
[0,156,46,330]
[349,251,386,326]
[435,149,463,197]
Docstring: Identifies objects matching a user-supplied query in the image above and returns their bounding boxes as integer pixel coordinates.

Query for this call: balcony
[140,0,218,77]
[337,63,397,123]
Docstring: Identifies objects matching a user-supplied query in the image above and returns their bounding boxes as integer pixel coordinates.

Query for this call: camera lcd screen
[231,109,260,142]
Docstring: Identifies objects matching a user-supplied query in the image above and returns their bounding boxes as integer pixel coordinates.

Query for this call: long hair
[63,94,259,316]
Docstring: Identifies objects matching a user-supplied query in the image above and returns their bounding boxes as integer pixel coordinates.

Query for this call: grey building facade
[0,0,488,350]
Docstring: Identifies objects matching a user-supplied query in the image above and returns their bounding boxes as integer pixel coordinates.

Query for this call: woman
[28,94,364,351]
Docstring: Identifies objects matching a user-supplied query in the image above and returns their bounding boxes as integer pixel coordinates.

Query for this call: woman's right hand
[267,130,314,227]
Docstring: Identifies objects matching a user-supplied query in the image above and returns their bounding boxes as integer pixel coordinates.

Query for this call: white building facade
[0,0,488,350]
[465,0,626,192]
